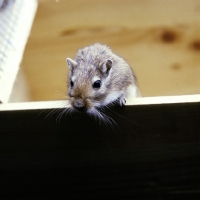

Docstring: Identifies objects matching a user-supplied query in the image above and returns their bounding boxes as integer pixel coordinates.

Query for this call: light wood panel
[2,94,200,111]
[21,0,200,101]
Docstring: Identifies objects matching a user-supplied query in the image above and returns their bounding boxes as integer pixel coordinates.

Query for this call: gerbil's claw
[119,97,126,107]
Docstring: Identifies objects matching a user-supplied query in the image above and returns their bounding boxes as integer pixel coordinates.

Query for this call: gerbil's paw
[119,97,126,107]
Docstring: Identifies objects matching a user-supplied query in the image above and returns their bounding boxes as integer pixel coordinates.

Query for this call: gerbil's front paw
[119,97,126,107]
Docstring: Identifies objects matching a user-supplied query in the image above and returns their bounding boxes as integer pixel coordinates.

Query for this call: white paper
[0,0,38,103]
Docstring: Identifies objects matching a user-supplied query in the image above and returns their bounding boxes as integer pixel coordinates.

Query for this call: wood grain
[21,0,200,101]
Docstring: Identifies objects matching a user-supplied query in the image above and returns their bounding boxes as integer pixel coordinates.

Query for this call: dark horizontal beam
[0,99,200,199]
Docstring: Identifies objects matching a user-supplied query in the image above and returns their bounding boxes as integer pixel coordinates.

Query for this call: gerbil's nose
[73,99,86,112]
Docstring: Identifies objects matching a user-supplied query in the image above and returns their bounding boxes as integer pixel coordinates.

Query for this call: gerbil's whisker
[39,100,71,121]
[44,107,64,121]
[104,100,140,126]
[55,107,72,123]
[89,107,118,131]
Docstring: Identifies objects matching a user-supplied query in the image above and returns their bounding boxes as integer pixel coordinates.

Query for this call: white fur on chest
[126,85,140,98]
[102,91,124,106]
[93,84,139,108]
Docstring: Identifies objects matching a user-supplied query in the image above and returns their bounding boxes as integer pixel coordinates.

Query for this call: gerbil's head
[66,57,113,113]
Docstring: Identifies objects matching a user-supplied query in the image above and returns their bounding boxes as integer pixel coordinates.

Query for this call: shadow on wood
[0,101,200,199]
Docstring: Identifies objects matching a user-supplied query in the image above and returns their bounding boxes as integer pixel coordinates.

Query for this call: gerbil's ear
[66,58,77,70]
[101,59,112,75]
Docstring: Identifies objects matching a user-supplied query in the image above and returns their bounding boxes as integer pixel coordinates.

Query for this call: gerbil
[66,43,140,120]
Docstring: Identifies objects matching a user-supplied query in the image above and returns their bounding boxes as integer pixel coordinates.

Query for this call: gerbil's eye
[70,80,74,87]
[93,80,101,89]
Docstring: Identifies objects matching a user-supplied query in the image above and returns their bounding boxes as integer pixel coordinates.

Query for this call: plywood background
[21,0,200,101]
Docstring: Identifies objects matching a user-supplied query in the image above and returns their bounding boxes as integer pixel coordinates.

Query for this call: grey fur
[66,43,140,114]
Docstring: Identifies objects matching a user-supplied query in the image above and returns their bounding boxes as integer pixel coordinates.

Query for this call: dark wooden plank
[0,102,200,199]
